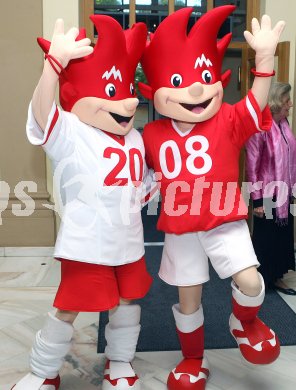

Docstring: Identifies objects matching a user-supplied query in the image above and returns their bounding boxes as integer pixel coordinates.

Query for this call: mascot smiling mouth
[180,98,212,113]
[110,113,133,125]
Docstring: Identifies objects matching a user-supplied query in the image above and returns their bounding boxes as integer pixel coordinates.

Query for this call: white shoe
[102,360,140,390]
[12,372,60,390]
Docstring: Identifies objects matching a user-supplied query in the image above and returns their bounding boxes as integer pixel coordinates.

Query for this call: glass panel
[214,0,247,41]
[173,1,207,32]
[175,0,186,6]
[175,0,206,12]
[135,0,168,32]
[94,0,129,32]
[135,0,152,5]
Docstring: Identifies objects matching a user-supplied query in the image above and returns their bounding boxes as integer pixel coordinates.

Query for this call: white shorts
[159,220,259,286]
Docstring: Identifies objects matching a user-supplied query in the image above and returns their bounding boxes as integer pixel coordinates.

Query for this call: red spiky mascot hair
[139,5,235,100]
[37,15,147,112]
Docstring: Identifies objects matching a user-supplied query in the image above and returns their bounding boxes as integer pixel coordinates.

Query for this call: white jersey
[27,103,157,265]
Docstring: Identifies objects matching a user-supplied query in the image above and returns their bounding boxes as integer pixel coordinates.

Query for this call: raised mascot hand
[244,15,285,58]
[245,15,285,110]
[49,19,93,68]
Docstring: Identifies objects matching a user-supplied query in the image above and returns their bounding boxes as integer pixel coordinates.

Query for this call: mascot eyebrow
[102,66,123,82]
[194,54,213,69]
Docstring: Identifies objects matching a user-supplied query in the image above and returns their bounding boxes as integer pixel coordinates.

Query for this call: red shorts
[53,257,152,312]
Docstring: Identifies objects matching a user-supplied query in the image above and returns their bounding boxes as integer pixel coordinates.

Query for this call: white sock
[30,312,74,379]
[104,304,141,362]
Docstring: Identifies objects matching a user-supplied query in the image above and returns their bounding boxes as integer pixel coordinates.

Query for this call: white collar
[171,119,194,137]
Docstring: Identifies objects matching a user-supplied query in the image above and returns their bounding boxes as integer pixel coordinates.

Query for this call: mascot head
[139,5,235,123]
[38,16,147,135]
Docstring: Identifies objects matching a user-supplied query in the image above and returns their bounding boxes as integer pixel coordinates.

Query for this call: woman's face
[279,93,293,119]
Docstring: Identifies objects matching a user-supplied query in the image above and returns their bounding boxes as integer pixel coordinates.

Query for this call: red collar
[102,130,125,146]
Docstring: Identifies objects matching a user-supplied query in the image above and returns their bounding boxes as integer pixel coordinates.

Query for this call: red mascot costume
[140,6,284,390]
[12,14,156,390]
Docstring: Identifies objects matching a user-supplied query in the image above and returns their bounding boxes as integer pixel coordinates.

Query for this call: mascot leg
[230,273,280,364]
[167,304,209,390]
[103,304,141,390]
[12,312,74,389]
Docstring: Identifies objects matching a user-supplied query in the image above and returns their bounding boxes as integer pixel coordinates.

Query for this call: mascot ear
[37,37,51,53]
[221,69,231,88]
[60,82,78,111]
[60,82,77,99]
[138,82,153,100]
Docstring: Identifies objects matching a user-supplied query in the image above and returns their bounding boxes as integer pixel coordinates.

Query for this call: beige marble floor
[0,247,296,390]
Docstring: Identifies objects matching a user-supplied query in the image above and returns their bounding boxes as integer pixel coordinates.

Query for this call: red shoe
[230,313,280,364]
[11,373,60,389]
[102,360,140,390]
[167,357,210,390]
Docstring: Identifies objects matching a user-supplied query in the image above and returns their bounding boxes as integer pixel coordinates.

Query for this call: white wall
[43,0,80,38]
[42,0,80,230]
[42,0,80,207]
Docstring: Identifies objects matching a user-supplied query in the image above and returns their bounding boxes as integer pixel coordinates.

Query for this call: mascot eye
[105,83,116,97]
[171,74,183,87]
[201,70,212,84]
[130,83,135,96]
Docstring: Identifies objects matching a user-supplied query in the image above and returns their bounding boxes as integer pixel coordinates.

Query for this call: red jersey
[143,91,272,234]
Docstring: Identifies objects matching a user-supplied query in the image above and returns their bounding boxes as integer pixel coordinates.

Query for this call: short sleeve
[26,102,76,161]
[231,90,272,148]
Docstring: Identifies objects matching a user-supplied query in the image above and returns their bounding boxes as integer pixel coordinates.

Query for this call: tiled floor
[1,247,296,389]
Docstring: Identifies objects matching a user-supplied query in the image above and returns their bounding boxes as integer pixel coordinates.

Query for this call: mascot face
[71,65,139,135]
[153,78,224,123]
[38,16,147,135]
[140,5,235,123]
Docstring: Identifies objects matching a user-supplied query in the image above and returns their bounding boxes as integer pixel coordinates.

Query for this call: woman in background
[245,82,296,295]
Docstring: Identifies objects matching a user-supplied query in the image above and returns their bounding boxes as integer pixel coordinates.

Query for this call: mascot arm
[32,19,93,131]
[244,15,285,111]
